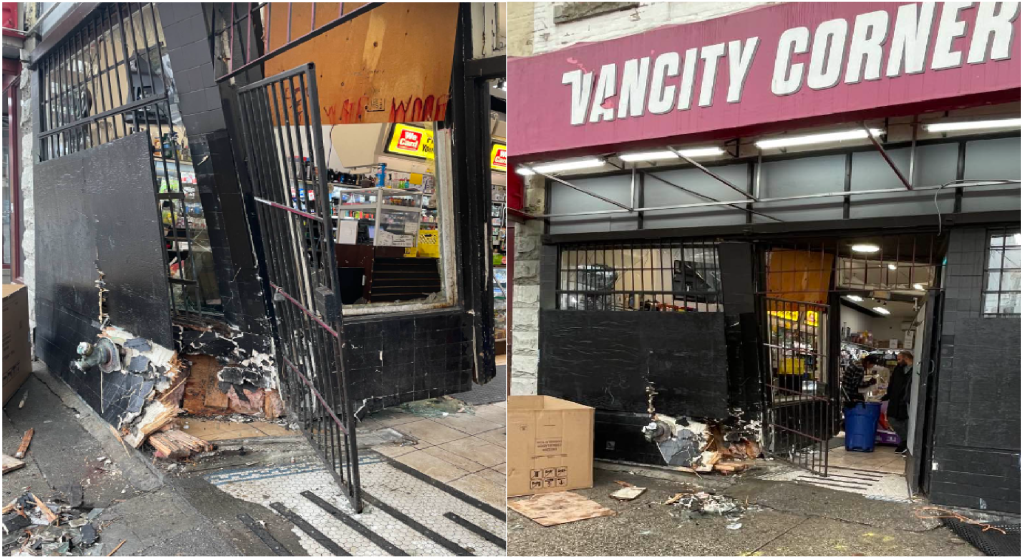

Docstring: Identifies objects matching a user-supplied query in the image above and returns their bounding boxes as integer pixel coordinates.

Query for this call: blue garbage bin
[845,401,882,452]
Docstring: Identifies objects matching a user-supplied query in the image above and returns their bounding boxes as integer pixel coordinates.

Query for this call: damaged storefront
[22,1,502,511]
[508,1,1020,512]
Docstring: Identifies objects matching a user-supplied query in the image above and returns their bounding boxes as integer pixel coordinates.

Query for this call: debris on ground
[14,428,34,459]
[508,491,616,527]
[399,396,473,418]
[2,489,107,556]
[664,486,758,529]
[2,454,26,475]
[148,430,215,460]
[609,486,647,501]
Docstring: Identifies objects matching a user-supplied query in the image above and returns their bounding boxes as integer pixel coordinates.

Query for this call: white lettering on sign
[562,2,1020,126]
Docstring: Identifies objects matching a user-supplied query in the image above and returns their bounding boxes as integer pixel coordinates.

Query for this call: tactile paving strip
[206,453,506,556]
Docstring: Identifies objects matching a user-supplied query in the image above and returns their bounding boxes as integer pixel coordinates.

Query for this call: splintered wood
[698,425,761,475]
[508,492,616,527]
[2,454,25,475]
[14,429,34,459]
[149,430,215,460]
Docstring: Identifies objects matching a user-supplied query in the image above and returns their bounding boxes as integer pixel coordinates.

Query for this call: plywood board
[508,492,615,527]
[264,2,458,124]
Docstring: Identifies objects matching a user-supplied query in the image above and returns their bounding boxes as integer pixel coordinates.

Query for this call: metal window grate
[556,239,721,311]
[37,3,220,317]
[982,227,1021,317]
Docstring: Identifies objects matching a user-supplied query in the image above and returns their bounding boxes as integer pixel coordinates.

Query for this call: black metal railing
[237,63,361,511]
[556,239,721,312]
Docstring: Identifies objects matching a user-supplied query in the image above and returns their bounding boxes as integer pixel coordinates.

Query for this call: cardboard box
[507,395,594,497]
[3,284,30,406]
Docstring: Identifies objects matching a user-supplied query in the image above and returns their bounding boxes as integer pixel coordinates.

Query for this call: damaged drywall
[641,412,764,473]
[175,323,276,390]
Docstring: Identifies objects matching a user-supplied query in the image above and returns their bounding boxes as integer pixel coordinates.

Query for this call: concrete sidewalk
[507,466,983,556]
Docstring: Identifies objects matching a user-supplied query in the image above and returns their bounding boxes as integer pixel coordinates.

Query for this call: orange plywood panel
[264,2,458,124]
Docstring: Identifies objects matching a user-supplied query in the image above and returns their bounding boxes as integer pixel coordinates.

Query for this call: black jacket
[886,363,912,420]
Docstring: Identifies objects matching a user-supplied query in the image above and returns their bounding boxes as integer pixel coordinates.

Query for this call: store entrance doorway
[757,233,945,493]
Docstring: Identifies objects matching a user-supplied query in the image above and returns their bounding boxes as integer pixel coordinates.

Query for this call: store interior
[831,248,937,478]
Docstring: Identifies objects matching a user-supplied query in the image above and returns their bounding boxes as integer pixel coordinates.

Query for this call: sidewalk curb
[31,361,166,493]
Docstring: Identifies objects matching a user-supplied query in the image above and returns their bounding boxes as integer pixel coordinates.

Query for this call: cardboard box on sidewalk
[507,395,594,497]
[3,284,30,406]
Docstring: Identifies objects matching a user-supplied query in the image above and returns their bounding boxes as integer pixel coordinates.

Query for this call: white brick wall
[19,67,36,338]
[529,2,773,56]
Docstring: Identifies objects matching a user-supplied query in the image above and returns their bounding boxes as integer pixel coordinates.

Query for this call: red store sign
[508,2,1021,160]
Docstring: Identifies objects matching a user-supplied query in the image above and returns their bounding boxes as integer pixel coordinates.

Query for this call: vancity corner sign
[508,2,1021,159]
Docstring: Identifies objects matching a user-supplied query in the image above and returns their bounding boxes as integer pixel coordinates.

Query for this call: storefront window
[325,122,455,312]
[557,240,721,311]
[983,228,1021,317]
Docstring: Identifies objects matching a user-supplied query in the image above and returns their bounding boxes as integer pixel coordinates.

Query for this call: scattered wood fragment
[149,430,215,459]
[663,493,686,506]
[2,454,25,474]
[108,539,127,556]
[14,428,34,459]
[713,462,750,474]
[613,480,634,488]
[610,486,647,501]
[124,402,181,448]
[31,494,57,523]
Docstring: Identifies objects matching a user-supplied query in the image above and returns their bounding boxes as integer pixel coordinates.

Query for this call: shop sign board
[385,124,435,160]
[508,2,1021,159]
[490,143,508,172]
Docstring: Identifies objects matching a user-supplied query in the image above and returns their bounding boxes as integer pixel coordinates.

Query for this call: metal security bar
[757,235,942,297]
[213,2,381,82]
[36,2,218,317]
[982,227,1021,317]
[761,297,832,476]
[237,63,361,511]
[556,239,721,311]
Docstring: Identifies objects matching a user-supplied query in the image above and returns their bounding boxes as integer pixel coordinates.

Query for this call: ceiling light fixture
[913,283,925,290]
[887,264,897,271]
[618,150,678,162]
[873,307,891,315]
[619,146,724,162]
[846,295,863,302]
[516,157,606,176]
[852,244,881,253]
[755,129,883,150]
[924,118,1021,133]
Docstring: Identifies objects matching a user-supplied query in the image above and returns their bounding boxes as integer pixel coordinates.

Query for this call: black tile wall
[929,226,1021,514]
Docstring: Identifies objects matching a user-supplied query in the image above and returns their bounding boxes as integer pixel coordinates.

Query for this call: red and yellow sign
[490,143,507,172]
[386,124,434,160]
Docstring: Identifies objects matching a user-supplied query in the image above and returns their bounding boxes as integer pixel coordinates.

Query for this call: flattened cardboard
[507,491,615,526]
[3,284,30,406]
[507,395,594,497]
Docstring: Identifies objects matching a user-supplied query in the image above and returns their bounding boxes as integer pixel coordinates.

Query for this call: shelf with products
[494,267,507,343]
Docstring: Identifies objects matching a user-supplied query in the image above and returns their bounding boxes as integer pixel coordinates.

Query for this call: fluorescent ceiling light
[677,147,726,158]
[924,118,1021,133]
[846,295,863,302]
[523,158,606,175]
[913,283,925,290]
[515,166,536,176]
[873,306,890,315]
[755,129,882,150]
[887,264,897,271]
[619,150,678,162]
[852,244,880,253]
[619,146,724,162]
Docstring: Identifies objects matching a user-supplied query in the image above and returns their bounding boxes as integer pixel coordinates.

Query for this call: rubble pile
[2,489,107,556]
[664,488,759,529]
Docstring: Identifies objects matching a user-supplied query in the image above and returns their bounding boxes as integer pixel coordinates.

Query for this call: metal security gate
[760,297,835,476]
[237,63,361,511]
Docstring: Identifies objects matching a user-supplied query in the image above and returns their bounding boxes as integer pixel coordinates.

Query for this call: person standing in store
[882,351,914,454]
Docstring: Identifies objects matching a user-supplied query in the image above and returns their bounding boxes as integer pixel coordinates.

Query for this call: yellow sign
[491,143,507,172]
[386,124,434,160]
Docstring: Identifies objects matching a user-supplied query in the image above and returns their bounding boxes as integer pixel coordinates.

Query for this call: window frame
[981,227,1021,318]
